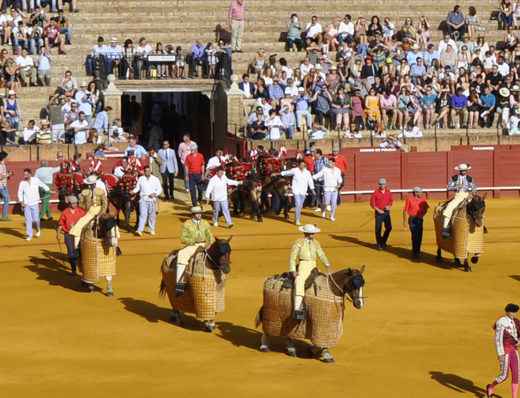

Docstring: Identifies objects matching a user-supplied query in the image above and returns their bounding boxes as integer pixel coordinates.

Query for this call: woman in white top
[312,157,343,221]
[265,109,283,140]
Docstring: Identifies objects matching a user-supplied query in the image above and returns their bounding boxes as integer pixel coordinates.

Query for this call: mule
[255,266,366,363]
[232,178,263,222]
[435,194,486,272]
[160,237,232,332]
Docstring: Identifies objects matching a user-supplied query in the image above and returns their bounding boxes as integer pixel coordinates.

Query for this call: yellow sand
[0,198,519,397]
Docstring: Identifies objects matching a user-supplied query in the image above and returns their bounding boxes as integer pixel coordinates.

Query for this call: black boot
[175,282,186,296]
[441,227,451,238]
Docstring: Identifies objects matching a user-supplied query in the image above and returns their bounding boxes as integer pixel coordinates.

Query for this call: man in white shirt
[338,14,355,46]
[399,121,423,138]
[22,120,39,144]
[305,15,323,47]
[16,47,37,86]
[74,82,94,124]
[205,166,242,227]
[113,157,131,178]
[133,165,163,236]
[312,157,343,221]
[158,140,178,200]
[87,36,108,75]
[17,168,50,241]
[69,111,89,144]
[206,148,228,178]
[277,160,315,225]
[438,34,458,55]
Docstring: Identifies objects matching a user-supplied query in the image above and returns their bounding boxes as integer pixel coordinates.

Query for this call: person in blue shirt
[423,44,440,67]
[189,39,208,78]
[419,86,437,128]
[268,76,285,106]
[295,87,312,129]
[479,86,496,128]
[92,106,112,134]
[450,87,468,128]
[36,47,52,86]
[106,37,123,75]
[125,137,147,158]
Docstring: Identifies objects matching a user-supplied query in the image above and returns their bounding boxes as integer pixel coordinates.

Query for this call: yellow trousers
[294,260,316,297]
[177,243,205,265]
[69,206,102,237]
[442,192,469,227]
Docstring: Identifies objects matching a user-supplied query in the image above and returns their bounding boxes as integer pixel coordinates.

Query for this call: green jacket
[289,238,329,272]
[180,219,214,245]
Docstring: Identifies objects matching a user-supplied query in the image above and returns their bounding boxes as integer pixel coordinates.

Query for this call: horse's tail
[255,306,263,328]
[159,279,167,298]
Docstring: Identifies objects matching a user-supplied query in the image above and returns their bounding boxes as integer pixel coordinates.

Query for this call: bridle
[328,272,366,303]
[205,241,231,271]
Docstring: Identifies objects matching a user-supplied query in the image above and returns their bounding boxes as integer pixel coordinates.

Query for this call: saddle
[274,268,322,293]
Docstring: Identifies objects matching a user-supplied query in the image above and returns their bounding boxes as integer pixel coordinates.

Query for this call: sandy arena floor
[0,197,519,397]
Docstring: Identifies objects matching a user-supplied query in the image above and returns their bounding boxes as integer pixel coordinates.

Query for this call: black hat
[505,303,519,313]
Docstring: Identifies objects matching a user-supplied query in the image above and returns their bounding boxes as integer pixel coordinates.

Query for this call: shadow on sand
[329,234,462,271]
[429,371,500,398]
[0,227,26,239]
[509,275,520,283]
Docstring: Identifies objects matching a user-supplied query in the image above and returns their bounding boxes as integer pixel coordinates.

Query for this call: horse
[55,171,84,210]
[159,237,232,332]
[231,177,264,222]
[108,173,140,230]
[255,266,366,363]
[262,174,292,218]
[80,213,121,296]
[434,194,486,272]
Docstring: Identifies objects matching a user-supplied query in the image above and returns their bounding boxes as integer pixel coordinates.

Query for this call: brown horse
[108,175,140,230]
[159,237,232,332]
[435,194,486,272]
[231,178,263,222]
[255,266,366,363]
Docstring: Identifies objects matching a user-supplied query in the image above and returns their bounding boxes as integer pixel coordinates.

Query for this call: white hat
[85,175,99,185]
[284,87,292,95]
[455,163,471,171]
[298,87,305,92]
[499,87,511,98]
[378,178,387,184]
[8,90,16,96]
[110,37,118,42]
[80,81,88,87]
[189,143,198,150]
[189,206,205,214]
[411,44,419,50]
[298,224,321,234]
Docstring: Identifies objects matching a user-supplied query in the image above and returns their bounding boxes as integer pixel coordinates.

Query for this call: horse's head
[467,193,486,227]
[101,216,119,248]
[339,266,366,309]
[209,236,233,274]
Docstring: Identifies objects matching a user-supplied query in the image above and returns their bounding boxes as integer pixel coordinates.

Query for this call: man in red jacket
[370,178,393,251]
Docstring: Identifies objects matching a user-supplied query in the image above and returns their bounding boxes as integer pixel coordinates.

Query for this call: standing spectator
[106,37,122,74]
[184,143,205,206]
[18,168,50,241]
[177,133,196,192]
[69,112,89,144]
[92,106,112,134]
[228,0,245,53]
[450,87,468,128]
[147,147,162,181]
[189,39,207,78]
[22,120,38,144]
[312,156,342,221]
[403,186,429,259]
[56,196,85,275]
[312,149,329,211]
[205,166,242,228]
[56,9,71,44]
[0,151,12,221]
[47,93,65,142]
[43,17,66,55]
[279,160,315,226]
[35,160,60,221]
[446,5,466,40]
[286,13,303,51]
[16,47,37,86]
[36,46,51,86]
[74,81,94,124]
[370,177,393,251]
[485,303,520,398]
[305,15,323,47]
[158,140,177,200]
[63,102,78,143]
[133,166,163,236]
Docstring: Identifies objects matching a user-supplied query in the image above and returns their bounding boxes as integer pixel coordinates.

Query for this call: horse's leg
[260,333,270,353]
[87,283,95,293]
[454,258,461,267]
[471,253,481,264]
[286,338,297,357]
[106,275,114,297]
[464,258,472,273]
[204,319,216,333]
[436,248,442,263]
[322,348,335,364]
[169,309,184,326]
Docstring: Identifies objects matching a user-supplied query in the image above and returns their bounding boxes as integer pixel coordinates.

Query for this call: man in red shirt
[44,18,66,55]
[370,178,393,251]
[184,143,206,206]
[403,186,430,259]
[56,196,86,275]
[331,145,348,205]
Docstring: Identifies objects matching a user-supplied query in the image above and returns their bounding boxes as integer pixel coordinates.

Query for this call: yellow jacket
[79,187,108,213]
[180,219,214,246]
[289,238,329,272]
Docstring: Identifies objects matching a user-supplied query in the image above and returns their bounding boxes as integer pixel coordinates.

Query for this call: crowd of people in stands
[239,5,520,140]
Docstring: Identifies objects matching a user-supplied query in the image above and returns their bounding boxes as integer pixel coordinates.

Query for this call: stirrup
[441,227,451,238]
[175,283,186,296]
[293,309,305,321]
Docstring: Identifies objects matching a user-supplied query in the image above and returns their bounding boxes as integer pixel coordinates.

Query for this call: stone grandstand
[10,0,520,152]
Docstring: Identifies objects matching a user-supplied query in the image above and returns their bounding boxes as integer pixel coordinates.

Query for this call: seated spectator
[60,70,77,95]
[57,0,78,13]
[330,86,351,132]
[0,118,17,146]
[4,90,19,130]
[401,17,418,43]
[399,121,423,138]
[286,13,303,52]
[189,39,207,78]
[351,89,366,130]
[446,5,466,40]
[12,21,28,54]
[106,37,122,74]
[424,43,440,67]
[338,14,355,46]
[450,87,468,128]
[508,108,520,133]
[63,101,78,143]
[479,86,496,127]
[92,106,112,134]
[4,58,20,92]
[305,15,323,47]
[246,105,263,135]
[56,9,71,45]
[87,36,107,76]
[380,89,397,129]
[109,119,129,142]
[133,37,153,79]
[16,48,37,86]
[365,87,381,124]
[418,16,430,50]
[36,119,52,144]
[268,76,284,107]
[5,8,25,46]
[504,26,518,50]
[279,101,296,139]
[22,120,38,144]
[70,111,89,144]
[87,128,100,144]
[380,135,403,150]
[346,122,362,139]
[250,113,267,140]
[312,87,332,127]
[294,87,312,129]
[36,46,51,86]
[324,18,340,51]
[467,89,481,129]
[238,73,255,114]
[74,81,94,124]
[438,34,458,54]
[265,109,283,140]
[501,0,514,28]
[420,85,437,128]
[125,136,146,158]
[44,17,66,55]
[308,121,328,139]
[355,17,368,46]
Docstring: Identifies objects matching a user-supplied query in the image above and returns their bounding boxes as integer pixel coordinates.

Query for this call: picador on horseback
[69,174,108,258]
[442,163,477,238]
